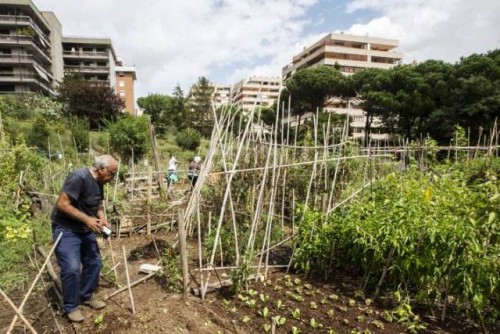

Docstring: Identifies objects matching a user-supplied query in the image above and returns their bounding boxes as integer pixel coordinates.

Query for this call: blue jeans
[52,223,102,314]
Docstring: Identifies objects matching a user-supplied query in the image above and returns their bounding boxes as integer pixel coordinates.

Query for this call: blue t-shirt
[51,168,104,233]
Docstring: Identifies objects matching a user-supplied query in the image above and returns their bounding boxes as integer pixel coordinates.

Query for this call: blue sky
[35,0,500,98]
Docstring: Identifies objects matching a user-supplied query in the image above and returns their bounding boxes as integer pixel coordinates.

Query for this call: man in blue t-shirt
[51,155,118,322]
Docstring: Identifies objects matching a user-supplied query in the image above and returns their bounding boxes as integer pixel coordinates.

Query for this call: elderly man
[51,155,118,322]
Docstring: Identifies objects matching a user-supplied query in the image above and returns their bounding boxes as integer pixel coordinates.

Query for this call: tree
[137,93,173,133]
[350,68,392,144]
[188,77,215,137]
[285,66,346,125]
[171,84,188,129]
[107,115,149,162]
[447,51,500,142]
[57,74,124,129]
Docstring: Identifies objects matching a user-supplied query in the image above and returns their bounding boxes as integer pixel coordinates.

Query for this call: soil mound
[128,239,171,261]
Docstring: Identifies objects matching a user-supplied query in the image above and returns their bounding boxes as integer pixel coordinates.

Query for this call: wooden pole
[147,166,152,235]
[107,237,118,278]
[104,272,155,300]
[0,288,38,334]
[121,246,136,314]
[7,232,62,333]
[178,208,189,295]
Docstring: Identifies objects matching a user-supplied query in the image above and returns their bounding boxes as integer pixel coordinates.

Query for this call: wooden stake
[104,272,155,300]
[7,232,62,332]
[147,166,152,235]
[0,288,38,334]
[178,208,189,295]
[121,246,135,314]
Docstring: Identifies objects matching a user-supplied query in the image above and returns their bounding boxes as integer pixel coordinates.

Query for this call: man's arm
[55,192,103,233]
[96,204,110,228]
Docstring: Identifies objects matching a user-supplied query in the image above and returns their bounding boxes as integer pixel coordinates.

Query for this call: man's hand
[85,217,106,234]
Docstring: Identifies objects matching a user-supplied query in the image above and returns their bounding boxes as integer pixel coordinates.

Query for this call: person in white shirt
[167,156,179,185]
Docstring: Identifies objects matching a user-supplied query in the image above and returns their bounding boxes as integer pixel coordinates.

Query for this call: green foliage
[159,247,182,292]
[57,74,124,129]
[188,76,215,137]
[175,127,201,151]
[69,117,90,152]
[205,226,237,265]
[230,253,252,295]
[137,93,174,133]
[0,95,30,119]
[107,115,149,162]
[0,141,49,290]
[24,94,64,123]
[26,118,51,151]
[293,158,500,325]
[286,66,347,114]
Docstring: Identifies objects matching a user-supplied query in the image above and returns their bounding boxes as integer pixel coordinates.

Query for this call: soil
[0,231,489,334]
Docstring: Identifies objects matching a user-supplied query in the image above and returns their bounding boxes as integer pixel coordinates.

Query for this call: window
[119,92,125,97]
[119,80,125,87]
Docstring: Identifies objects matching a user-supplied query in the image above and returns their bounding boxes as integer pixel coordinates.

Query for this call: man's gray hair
[93,155,112,169]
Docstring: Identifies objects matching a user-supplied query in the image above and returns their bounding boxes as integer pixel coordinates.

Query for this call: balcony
[64,65,109,74]
[0,53,33,64]
[0,15,52,47]
[0,34,52,64]
[63,50,109,60]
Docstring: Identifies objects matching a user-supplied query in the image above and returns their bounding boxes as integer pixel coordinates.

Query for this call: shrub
[175,127,201,151]
[108,115,149,162]
[69,117,90,152]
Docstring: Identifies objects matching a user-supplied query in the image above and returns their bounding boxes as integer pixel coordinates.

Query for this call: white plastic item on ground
[139,263,162,274]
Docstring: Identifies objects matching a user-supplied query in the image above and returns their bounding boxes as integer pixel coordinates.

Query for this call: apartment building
[231,76,281,111]
[62,36,117,85]
[115,57,137,115]
[282,32,403,140]
[0,0,62,95]
[283,32,402,80]
[0,0,134,107]
[213,84,231,109]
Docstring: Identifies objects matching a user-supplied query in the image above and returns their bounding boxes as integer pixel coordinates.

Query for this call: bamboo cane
[121,246,135,314]
[7,232,62,332]
[1,288,38,334]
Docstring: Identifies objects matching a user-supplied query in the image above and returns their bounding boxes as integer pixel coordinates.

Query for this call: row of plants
[292,157,499,330]
[0,138,53,290]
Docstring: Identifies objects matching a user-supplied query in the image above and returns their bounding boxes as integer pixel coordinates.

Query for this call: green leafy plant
[291,308,301,320]
[175,127,201,151]
[108,115,149,162]
[258,306,270,318]
[309,318,322,329]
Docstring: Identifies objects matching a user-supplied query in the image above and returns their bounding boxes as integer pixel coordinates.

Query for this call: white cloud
[35,0,319,97]
[33,0,500,99]
[345,0,500,63]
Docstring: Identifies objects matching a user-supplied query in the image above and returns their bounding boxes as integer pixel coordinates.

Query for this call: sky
[34,0,500,98]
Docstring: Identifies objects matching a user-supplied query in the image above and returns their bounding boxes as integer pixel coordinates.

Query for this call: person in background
[167,156,179,186]
[187,156,202,189]
[51,155,118,322]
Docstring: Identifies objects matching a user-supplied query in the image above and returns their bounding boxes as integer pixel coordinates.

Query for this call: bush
[69,117,90,152]
[175,127,201,151]
[108,115,149,162]
[26,119,50,152]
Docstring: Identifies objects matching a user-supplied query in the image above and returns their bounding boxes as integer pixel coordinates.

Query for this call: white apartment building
[282,32,403,140]
[213,84,231,109]
[283,32,402,80]
[231,76,281,111]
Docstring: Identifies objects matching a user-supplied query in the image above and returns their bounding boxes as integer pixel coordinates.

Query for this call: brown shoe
[82,298,106,310]
[67,309,84,322]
